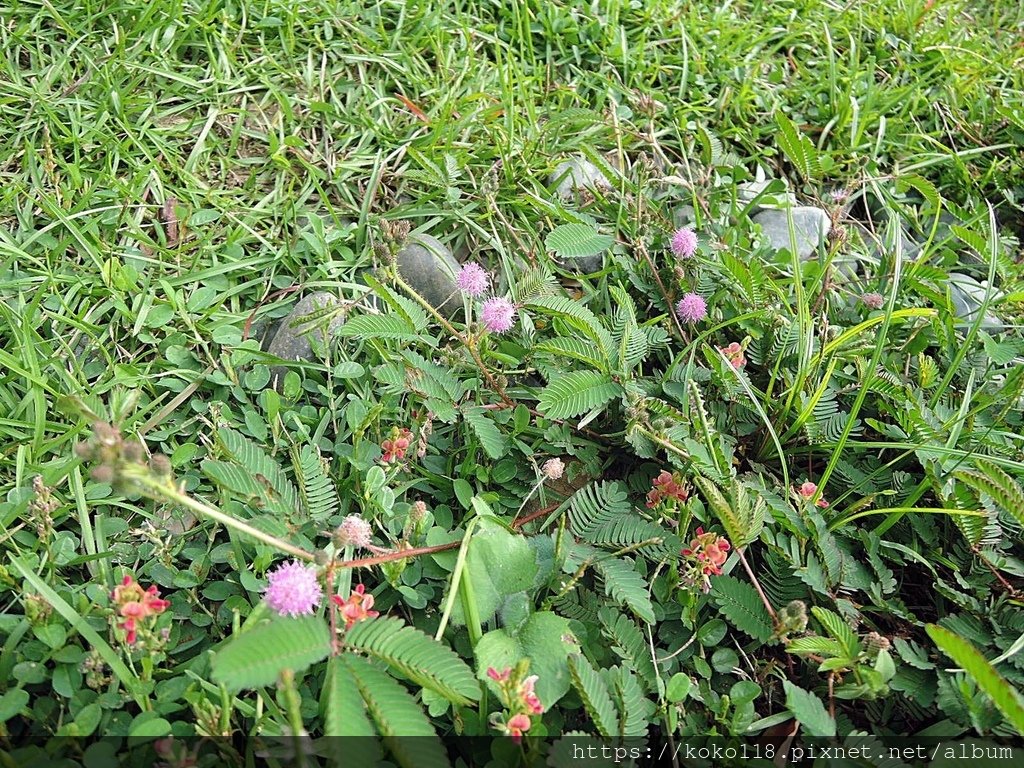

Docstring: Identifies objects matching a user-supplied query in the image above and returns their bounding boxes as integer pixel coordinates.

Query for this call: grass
[2,0,1024,753]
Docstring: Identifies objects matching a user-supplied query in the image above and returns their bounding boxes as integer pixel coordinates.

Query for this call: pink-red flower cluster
[796,481,829,509]
[718,341,746,369]
[380,427,413,464]
[332,584,379,630]
[112,575,170,645]
[487,665,545,744]
[646,470,689,508]
[681,527,731,577]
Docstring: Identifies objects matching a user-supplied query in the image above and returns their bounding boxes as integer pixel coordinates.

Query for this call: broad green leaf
[449,518,538,626]
[666,674,692,703]
[476,612,579,707]
[783,681,835,737]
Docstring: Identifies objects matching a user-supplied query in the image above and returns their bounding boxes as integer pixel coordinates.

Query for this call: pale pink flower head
[263,560,323,617]
[670,227,698,258]
[336,515,372,549]
[480,297,517,333]
[542,458,564,480]
[861,292,884,310]
[456,262,489,297]
[675,293,707,324]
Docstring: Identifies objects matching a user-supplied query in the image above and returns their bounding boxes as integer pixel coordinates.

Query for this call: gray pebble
[947,273,1004,331]
[264,292,346,384]
[395,233,462,318]
[753,207,832,260]
[550,156,612,201]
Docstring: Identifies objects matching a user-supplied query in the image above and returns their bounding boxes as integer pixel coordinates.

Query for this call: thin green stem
[391,270,516,408]
[125,469,315,562]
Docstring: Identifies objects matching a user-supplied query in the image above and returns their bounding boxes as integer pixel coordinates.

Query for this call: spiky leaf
[538,371,620,420]
[293,444,338,521]
[463,407,509,460]
[955,459,1024,528]
[344,617,480,706]
[711,575,773,642]
[927,624,1024,735]
[212,616,332,692]
[568,654,619,737]
[342,655,450,768]
[527,295,614,361]
[783,681,836,737]
[546,223,614,259]
[591,551,656,624]
[811,607,862,659]
[775,112,821,182]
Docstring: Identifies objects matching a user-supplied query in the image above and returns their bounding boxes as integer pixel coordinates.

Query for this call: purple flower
[675,293,707,323]
[481,297,517,333]
[456,263,489,297]
[861,292,884,310]
[670,227,698,258]
[263,560,323,617]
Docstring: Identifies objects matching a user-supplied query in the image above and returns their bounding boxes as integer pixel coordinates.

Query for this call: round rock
[550,156,612,201]
[753,207,832,260]
[395,233,462,318]
[947,273,1004,331]
[264,292,346,385]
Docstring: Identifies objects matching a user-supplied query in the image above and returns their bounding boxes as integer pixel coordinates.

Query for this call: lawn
[2,0,1024,765]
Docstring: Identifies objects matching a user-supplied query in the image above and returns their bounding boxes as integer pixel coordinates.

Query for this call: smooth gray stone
[753,207,832,260]
[549,156,611,201]
[265,292,346,384]
[395,233,462,318]
[947,273,1004,331]
[562,251,604,274]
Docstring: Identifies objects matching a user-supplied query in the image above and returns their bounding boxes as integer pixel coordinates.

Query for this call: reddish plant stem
[736,546,777,620]
[334,502,563,571]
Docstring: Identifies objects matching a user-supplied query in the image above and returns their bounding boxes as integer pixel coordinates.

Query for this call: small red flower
[331,584,380,630]
[718,342,747,369]
[111,575,169,646]
[506,713,532,743]
[797,481,829,508]
[380,428,414,464]
[519,674,544,715]
[647,470,688,508]
[487,666,511,682]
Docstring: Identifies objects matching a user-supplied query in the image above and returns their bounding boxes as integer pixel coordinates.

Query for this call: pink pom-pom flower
[481,297,517,333]
[456,263,490,297]
[675,293,707,324]
[263,560,323,617]
[670,227,698,258]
